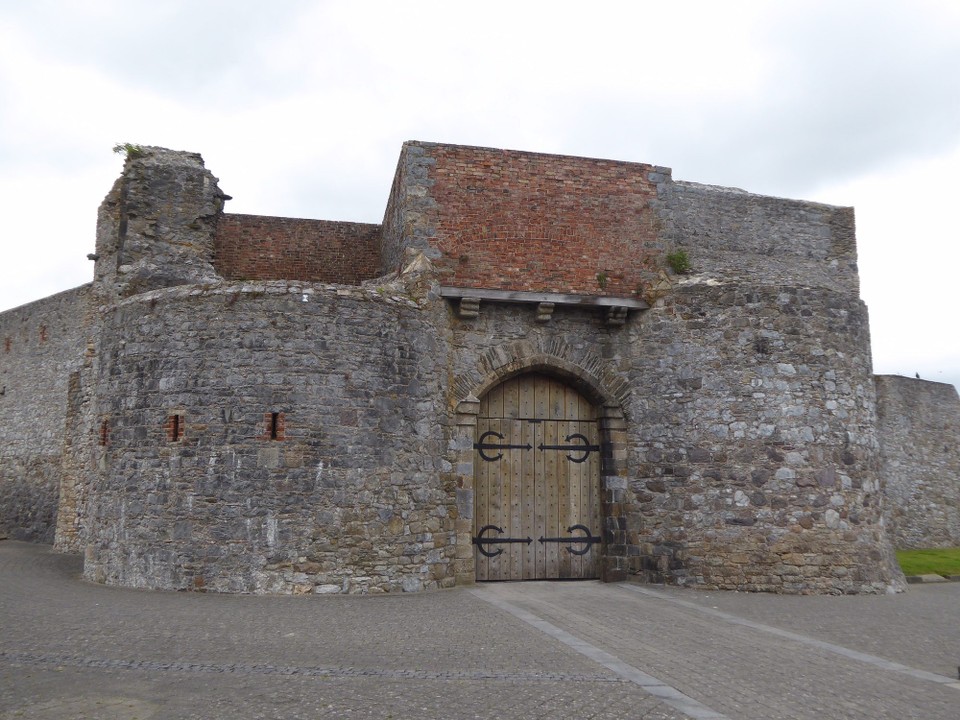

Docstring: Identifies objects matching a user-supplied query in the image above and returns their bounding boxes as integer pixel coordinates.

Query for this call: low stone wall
[0,286,93,542]
[877,375,960,548]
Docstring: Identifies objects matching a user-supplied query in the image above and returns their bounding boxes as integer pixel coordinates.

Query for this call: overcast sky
[1,0,958,391]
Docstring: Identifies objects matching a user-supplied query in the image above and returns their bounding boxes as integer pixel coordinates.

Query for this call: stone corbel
[535,302,555,323]
[606,306,629,326]
[458,297,480,319]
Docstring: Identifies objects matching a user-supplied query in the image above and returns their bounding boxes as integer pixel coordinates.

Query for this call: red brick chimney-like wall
[411,143,666,298]
[214,214,381,284]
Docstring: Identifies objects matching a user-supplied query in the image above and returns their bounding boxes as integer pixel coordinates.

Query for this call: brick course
[214,214,381,284]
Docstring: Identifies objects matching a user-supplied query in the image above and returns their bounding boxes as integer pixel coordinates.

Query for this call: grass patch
[895,548,960,577]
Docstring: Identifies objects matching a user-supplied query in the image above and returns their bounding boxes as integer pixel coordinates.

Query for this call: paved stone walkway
[2,541,959,719]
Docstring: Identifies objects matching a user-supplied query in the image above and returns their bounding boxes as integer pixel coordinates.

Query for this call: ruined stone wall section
[876,375,960,548]
[0,285,94,542]
[93,147,227,299]
[656,181,860,294]
[214,214,381,284]
[83,281,455,594]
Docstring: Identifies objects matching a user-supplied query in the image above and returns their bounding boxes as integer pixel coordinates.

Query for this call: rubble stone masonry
[0,286,93,541]
[876,375,960,548]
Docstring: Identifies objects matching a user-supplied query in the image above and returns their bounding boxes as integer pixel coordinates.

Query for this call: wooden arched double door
[473,373,602,581]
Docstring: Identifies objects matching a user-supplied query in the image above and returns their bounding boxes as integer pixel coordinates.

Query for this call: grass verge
[895,548,960,577]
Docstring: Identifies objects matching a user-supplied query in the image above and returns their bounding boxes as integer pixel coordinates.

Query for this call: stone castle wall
[444,282,900,593]
[5,141,954,596]
[658,181,860,293]
[0,285,94,541]
[625,283,895,591]
[876,375,960,548]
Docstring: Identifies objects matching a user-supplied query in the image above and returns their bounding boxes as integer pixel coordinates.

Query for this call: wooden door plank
[558,417,573,579]
[490,417,505,580]
[565,388,581,578]
[475,417,490,581]
[506,418,523,580]
[543,418,560,579]
[518,377,535,579]
[574,393,586,580]
[585,422,603,578]
[533,375,549,578]
[500,387,519,582]
[502,376,518,419]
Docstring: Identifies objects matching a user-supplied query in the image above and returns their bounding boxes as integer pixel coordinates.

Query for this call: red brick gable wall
[214,214,381,284]
[424,145,664,297]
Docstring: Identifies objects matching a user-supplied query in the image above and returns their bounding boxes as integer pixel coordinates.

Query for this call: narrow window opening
[264,411,285,441]
[167,413,184,442]
[99,419,109,446]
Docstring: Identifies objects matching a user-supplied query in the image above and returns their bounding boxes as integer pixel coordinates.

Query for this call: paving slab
[0,543,678,720]
[3,541,960,719]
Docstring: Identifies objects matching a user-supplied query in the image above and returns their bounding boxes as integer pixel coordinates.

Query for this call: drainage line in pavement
[0,651,627,684]
[470,588,729,720]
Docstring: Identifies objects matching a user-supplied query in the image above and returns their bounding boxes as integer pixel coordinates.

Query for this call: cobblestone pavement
[2,541,958,719]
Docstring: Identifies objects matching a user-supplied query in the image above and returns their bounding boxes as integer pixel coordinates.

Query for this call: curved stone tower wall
[83,282,454,593]
[628,179,901,592]
[623,283,898,592]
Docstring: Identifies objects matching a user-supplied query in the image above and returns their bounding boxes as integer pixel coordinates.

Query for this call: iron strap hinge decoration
[471,525,534,557]
[473,431,533,462]
[537,524,601,556]
[475,429,599,463]
[536,433,600,463]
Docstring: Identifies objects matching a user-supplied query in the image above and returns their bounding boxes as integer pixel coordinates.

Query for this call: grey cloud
[4,0,316,105]
[561,1,960,199]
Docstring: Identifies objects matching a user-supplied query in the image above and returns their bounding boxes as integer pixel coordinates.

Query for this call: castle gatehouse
[3,141,958,594]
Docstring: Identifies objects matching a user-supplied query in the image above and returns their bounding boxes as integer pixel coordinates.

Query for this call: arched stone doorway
[472,373,602,581]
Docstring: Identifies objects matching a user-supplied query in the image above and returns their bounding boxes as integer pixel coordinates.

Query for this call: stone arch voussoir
[453,338,630,418]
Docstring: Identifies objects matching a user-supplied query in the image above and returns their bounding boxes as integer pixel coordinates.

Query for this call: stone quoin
[2,141,958,594]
